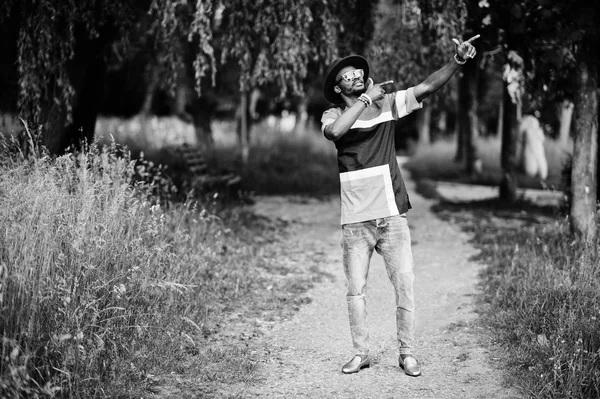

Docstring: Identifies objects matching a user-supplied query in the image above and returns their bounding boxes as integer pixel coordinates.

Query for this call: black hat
[323,55,370,104]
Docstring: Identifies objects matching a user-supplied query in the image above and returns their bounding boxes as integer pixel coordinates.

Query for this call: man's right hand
[365,78,394,101]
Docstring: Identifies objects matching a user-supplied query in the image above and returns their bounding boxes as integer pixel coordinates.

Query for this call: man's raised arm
[413,35,479,103]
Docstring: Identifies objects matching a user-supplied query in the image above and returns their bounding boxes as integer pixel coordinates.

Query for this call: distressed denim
[341,213,415,356]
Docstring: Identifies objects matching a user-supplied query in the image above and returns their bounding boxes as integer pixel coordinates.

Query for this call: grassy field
[95,116,340,199]
[0,122,335,398]
[3,116,595,398]
[427,199,600,398]
[405,138,599,398]
[404,135,572,191]
[205,121,340,197]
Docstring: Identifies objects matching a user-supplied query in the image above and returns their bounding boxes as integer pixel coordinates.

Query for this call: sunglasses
[335,69,364,85]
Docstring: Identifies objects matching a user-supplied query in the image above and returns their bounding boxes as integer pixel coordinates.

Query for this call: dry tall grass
[0,139,281,397]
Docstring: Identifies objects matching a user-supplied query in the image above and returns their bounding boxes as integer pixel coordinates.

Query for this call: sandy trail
[242,158,520,399]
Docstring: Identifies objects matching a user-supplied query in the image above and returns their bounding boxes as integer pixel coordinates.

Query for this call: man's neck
[342,95,359,109]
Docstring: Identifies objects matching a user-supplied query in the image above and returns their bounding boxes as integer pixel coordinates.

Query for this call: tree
[368,0,466,150]
[452,0,495,176]
[570,38,598,242]
[483,0,599,240]
[0,0,342,156]
[499,50,524,202]
[557,100,574,147]
[0,1,139,154]
[219,0,344,163]
[518,1,598,241]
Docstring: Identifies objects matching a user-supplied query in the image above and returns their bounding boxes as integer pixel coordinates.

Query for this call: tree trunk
[456,61,480,174]
[570,57,598,242]
[191,111,213,151]
[465,60,480,175]
[238,91,250,164]
[416,106,431,146]
[139,61,160,117]
[496,98,503,138]
[499,82,520,202]
[193,119,213,151]
[38,99,67,154]
[558,99,574,147]
[34,32,111,155]
[174,85,189,116]
[293,96,309,135]
[453,78,463,162]
[67,59,107,152]
[41,53,107,154]
[189,96,215,151]
[437,109,447,138]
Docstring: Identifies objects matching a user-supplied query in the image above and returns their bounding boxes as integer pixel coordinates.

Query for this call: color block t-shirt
[321,88,423,225]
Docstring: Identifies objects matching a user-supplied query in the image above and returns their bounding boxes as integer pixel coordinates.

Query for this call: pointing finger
[466,34,480,43]
[378,80,394,86]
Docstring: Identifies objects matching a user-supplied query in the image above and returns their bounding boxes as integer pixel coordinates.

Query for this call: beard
[342,80,366,97]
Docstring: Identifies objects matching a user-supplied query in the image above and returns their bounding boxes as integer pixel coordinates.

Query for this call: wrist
[454,54,466,65]
[358,93,372,107]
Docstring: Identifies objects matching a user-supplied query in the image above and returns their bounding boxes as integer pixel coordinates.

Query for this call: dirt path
[241,159,521,399]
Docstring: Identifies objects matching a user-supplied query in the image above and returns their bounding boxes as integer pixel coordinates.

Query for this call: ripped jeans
[341,213,415,356]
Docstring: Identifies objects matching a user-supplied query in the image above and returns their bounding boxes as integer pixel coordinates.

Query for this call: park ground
[148,155,551,398]
[5,118,585,398]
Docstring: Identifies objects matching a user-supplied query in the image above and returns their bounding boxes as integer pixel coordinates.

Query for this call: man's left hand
[452,35,479,61]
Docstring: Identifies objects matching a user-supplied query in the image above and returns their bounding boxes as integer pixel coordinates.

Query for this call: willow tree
[218,0,339,162]
[0,1,139,154]
[368,0,466,152]
[0,0,341,156]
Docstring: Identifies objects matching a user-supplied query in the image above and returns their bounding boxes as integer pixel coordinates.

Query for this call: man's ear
[333,86,341,94]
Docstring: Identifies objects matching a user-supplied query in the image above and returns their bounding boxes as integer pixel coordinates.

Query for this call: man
[321,35,479,376]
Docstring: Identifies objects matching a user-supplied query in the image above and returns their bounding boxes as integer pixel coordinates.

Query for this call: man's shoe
[399,355,421,377]
[341,355,371,374]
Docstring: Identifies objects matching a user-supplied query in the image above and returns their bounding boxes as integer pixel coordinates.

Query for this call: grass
[430,200,600,398]
[404,135,572,191]
[406,136,599,398]
[95,117,340,199]
[0,130,330,398]
[205,122,340,198]
[6,113,585,397]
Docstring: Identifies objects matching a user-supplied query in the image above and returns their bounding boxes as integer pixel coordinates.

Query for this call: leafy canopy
[2,0,342,124]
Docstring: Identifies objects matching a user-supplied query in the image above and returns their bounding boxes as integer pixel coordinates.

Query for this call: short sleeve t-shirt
[321,87,423,225]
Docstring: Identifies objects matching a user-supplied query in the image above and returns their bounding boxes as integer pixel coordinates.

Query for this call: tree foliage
[219,0,313,96]
[0,0,138,125]
[0,0,342,153]
[369,0,465,83]
[480,0,599,239]
[476,0,599,109]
